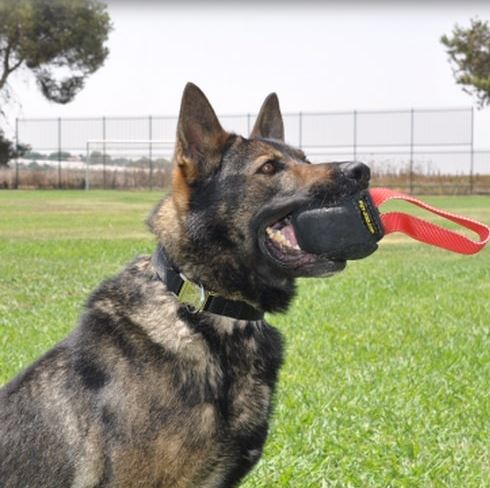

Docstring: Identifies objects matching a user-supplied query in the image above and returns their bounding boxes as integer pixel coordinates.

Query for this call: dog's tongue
[292,191,384,260]
[281,224,299,248]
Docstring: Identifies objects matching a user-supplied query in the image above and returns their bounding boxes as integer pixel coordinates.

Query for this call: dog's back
[1,341,81,486]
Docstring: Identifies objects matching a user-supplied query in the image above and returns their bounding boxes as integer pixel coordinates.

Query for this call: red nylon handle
[369,188,490,255]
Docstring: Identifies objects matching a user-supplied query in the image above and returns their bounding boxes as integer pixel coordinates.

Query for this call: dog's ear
[174,82,229,184]
[250,93,284,142]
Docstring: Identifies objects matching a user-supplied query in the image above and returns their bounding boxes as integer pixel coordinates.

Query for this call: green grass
[1,190,489,487]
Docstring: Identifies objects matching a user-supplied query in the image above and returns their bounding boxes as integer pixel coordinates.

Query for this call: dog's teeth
[277,233,287,244]
[266,225,302,252]
[267,228,281,241]
[266,221,302,252]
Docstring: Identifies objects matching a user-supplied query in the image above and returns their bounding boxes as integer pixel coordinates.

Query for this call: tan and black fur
[0,83,370,487]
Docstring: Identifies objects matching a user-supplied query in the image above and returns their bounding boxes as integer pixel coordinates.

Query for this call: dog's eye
[258,160,278,175]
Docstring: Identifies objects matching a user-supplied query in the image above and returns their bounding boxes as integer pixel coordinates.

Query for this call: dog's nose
[339,161,371,187]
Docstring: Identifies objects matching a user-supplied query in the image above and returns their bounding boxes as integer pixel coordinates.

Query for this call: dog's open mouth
[264,214,316,266]
[260,212,346,276]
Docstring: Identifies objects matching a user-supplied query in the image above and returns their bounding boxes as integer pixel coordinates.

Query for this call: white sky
[7,1,490,147]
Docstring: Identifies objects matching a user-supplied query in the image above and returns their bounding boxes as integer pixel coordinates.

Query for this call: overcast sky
[7,1,490,147]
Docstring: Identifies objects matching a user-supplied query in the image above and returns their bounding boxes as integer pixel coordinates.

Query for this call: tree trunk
[0,40,23,92]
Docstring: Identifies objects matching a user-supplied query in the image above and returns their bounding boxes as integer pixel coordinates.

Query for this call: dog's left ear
[250,93,285,142]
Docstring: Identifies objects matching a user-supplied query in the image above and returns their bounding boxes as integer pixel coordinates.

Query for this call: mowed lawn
[0,190,489,487]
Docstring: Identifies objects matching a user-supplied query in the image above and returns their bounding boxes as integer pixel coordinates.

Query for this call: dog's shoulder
[80,255,226,363]
[81,255,284,371]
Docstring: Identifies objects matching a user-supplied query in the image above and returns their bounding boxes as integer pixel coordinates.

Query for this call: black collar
[151,247,264,321]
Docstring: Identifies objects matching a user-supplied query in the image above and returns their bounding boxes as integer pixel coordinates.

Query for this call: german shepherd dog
[0,83,370,487]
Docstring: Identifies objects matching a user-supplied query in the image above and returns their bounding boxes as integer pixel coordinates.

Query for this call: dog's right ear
[250,93,285,142]
[174,82,229,185]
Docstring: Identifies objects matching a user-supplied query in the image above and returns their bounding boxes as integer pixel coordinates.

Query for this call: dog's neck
[151,246,264,321]
[148,197,297,313]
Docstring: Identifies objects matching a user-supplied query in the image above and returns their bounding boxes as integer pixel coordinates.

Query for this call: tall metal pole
[470,106,474,194]
[58,117,62,189]
[410,108,414,194]
[15,118,19,189]
[149,115,153,191]
[102,116,106,189]
[85,141,90,191]
[353,110,357,161]
[247,113,251,134]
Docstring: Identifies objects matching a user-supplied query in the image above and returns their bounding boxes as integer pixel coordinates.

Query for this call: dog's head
[149,83,370,312]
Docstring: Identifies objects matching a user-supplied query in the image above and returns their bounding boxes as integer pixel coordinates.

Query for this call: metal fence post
[15,118,19,189]
[470,106,474,194]
[85,141,90,190]
[410,108,414,194]
[149,115,153,190]
[58,117,62,189]
[353,110,357,161]
[102,116,106,189]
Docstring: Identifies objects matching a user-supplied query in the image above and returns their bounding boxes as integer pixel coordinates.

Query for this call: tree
[48,150,71,161]
[0,0,111,105]
[0,130,29,166]
[23,150,45,160]
[441,17,490,108]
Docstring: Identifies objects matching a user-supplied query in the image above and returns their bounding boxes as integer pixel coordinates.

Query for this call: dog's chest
[183,313,282,429]
[88,316,283,488]
[173,314,284,486]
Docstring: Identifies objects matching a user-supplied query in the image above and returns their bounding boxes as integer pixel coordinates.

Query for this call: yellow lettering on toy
[358,200,376,234]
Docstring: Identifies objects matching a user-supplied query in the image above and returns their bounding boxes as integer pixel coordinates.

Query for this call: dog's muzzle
[291,190,384,260]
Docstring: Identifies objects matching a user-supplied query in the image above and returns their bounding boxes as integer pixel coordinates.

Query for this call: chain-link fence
[2,107,488,193]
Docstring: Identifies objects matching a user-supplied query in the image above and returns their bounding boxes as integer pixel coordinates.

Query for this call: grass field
[0,190,489,487]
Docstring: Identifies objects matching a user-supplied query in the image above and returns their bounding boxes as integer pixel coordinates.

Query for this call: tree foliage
[0,130,29,166]
[0,0,111,104]
[441,17,490,108]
